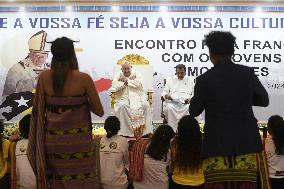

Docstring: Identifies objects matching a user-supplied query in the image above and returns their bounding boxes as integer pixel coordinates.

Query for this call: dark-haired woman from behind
[28,37,104,189]
[100,116,129,189]
[265,115,284,189]
[170,115,204,189]
[133,124,175,189]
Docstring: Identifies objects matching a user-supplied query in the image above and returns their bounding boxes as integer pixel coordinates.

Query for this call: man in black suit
[189,31,269,189]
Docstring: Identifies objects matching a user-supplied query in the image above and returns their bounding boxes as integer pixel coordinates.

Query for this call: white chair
[110,54,153,108]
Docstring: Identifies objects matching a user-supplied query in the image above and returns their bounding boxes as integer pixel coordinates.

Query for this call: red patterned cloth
[129,138,150,181]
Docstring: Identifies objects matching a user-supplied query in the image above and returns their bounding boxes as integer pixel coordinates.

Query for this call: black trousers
[0,174,10,189]
[270,177,284,189]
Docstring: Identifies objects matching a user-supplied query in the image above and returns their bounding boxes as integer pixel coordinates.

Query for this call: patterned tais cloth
[44,96,100,189]
[129,138,150,181]
[27,75,100,189]
[203,153,258,189]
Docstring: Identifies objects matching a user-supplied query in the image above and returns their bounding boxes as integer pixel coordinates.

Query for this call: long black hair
[50,37,79,95]
[104,116,120,138]
[0,121,4,156]
[267,115,284,155]
[174,115,202,173]
[146,124,175,161]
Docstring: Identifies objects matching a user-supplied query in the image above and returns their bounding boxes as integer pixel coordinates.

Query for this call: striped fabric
[28,75,100,189]
[129,138,150,181]
[45,96,99,189]
[205,181,257,189]
[203,153,258,189]
[27,75,48,189]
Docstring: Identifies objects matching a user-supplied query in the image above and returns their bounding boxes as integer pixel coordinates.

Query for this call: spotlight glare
[208,7,216,11]
[112,6,119,11]
[66,6,73,11]
[159,6,168,12]
[19,7,25,12]
[255,7,263,12]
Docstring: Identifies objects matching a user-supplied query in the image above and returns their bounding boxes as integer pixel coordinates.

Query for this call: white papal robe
[111,71,152,137]
[3,57,49,98]
[161,76,195,132]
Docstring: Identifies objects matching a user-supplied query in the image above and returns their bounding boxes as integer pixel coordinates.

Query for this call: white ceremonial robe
[111,71,152,137]
[161,76,195,132]
[2,57,49,98]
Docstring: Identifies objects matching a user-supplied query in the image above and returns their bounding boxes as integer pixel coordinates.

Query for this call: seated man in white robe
[111,61,152,137]
[161,64,195,132]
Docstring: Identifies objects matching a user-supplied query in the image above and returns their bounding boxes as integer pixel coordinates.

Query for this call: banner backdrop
[0,6,283,122]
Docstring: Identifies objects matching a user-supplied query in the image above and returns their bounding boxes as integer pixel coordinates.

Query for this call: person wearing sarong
[27,37,104,189]
[111,62,152,137]
[161,64,195,132]
[189,31,269,189]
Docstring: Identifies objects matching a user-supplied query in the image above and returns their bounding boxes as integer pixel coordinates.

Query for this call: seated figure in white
[111,61,152,137]
[161,64,195,132]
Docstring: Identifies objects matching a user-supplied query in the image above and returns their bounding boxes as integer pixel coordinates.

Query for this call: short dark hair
[204,31,236,57]
[104,116,120,138]
[19,114,31,139]
[176,64,186,71]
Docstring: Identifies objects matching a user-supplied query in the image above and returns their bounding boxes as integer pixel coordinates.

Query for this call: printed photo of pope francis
[2,30,51,100]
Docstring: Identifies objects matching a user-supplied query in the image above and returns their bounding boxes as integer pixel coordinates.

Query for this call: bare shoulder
[72,71,93,83]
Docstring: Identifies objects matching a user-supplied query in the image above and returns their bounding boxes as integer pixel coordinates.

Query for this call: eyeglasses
[31,53,48,59]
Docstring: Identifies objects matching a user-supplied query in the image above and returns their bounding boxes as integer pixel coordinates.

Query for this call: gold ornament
[117,54,149,65]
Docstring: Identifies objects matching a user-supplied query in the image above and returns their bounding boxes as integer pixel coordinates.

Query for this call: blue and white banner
[0,6,283,121]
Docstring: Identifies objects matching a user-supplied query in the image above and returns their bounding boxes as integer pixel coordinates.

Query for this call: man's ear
[209,52,216,64]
